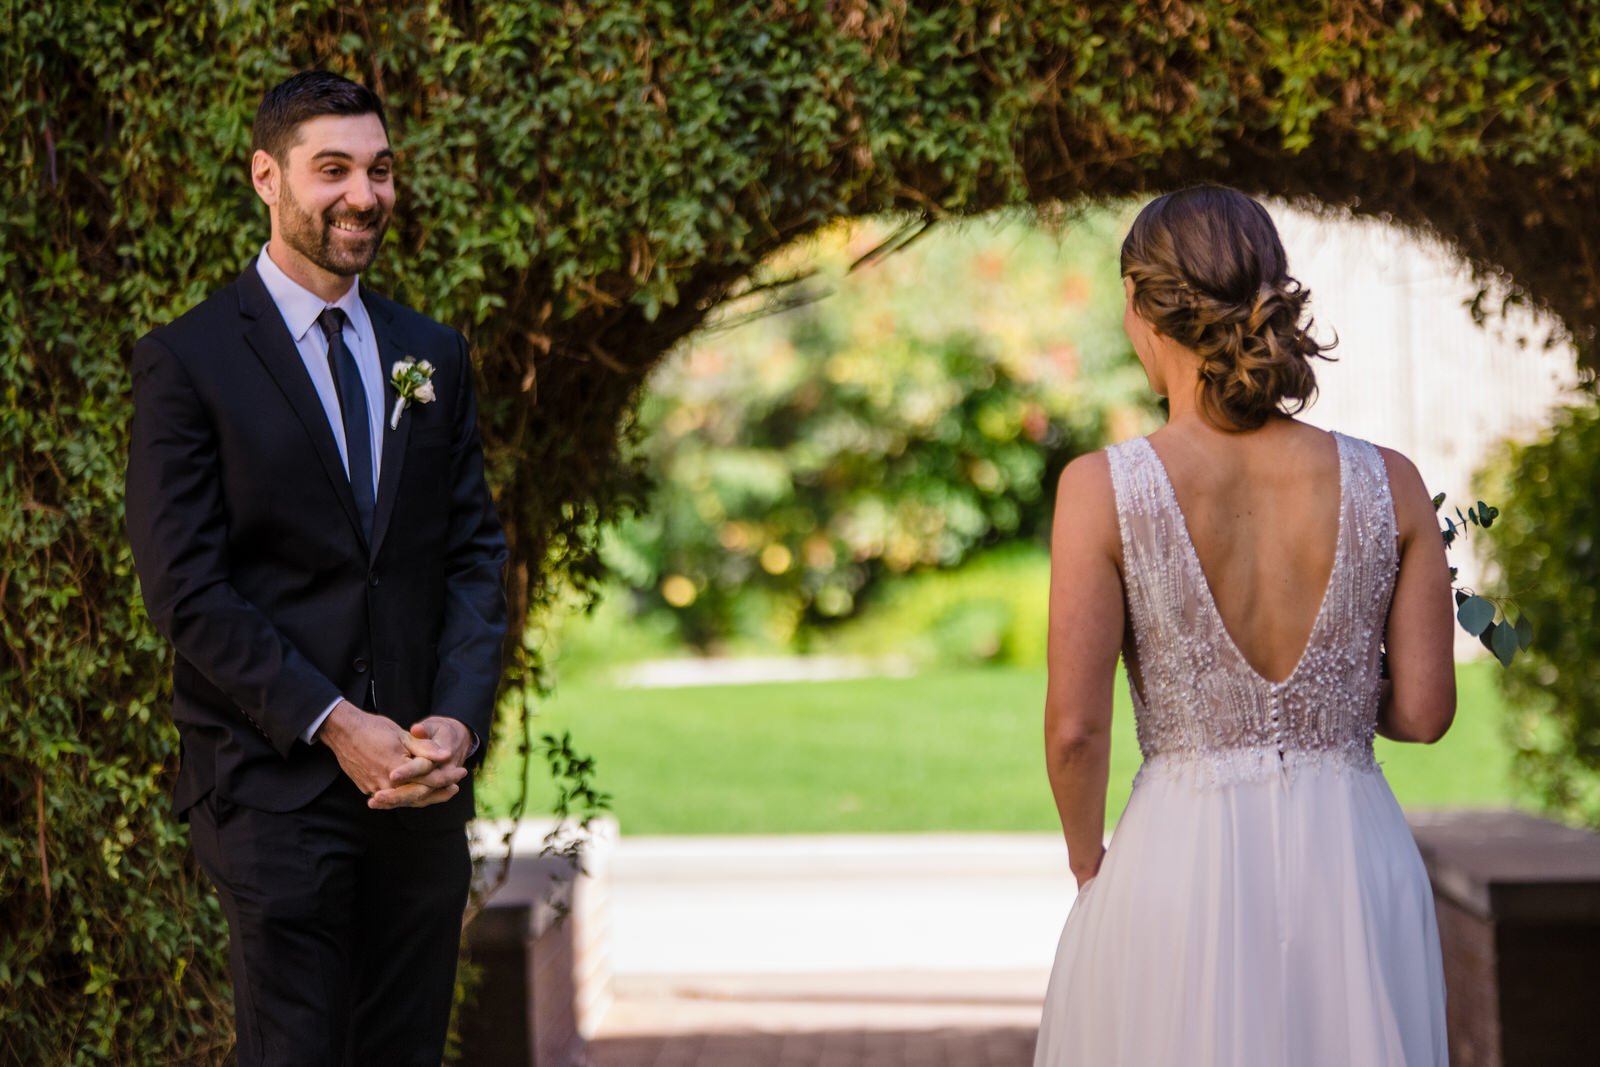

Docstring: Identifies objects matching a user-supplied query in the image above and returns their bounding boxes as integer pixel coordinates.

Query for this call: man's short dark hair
[252,70,388,161]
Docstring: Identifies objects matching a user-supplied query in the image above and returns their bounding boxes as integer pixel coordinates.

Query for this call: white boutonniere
[388,358,436,429]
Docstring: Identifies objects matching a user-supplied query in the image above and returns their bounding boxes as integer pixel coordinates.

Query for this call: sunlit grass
[479,660,1523,835]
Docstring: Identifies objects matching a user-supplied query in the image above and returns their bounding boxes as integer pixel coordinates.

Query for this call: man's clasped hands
[318,702,473,809]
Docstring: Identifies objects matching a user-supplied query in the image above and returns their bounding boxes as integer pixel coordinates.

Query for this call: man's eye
[371,168,392,180]
[323,167,345,178]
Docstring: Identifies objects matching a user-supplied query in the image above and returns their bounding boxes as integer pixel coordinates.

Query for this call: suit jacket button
[368,573,380,587]
[353,657,368,673]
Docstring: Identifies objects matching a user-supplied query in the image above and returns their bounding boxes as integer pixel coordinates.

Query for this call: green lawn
[479,660,1525,835]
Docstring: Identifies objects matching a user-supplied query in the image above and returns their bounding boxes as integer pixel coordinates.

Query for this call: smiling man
[124,71,508,1065]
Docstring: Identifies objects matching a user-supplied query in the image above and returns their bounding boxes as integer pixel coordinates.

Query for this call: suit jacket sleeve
[125,333,341,755]
[431,331,509,755]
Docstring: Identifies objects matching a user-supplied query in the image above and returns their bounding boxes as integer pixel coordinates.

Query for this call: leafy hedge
[5,1,1599,1061]
[1481,402,1600,828]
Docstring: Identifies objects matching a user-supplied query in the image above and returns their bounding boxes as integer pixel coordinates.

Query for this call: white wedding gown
[1035,432,1449,1066]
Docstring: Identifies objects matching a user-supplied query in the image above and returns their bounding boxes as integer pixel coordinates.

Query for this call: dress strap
[1105,438,1167,588]
[1105,438,1196,698]
[1332,433,1400,620]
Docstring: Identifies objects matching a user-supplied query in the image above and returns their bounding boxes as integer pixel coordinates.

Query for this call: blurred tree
[606,212,1155,647]
[1480,403,1600,828]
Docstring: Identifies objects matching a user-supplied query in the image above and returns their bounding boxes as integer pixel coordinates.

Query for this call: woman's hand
[1073,845,1106,889]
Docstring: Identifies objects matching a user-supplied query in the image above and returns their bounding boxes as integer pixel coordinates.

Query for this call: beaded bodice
[1107,432,1398,786]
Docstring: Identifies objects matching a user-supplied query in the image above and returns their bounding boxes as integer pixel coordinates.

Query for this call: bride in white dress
[1035,186,1454,1066]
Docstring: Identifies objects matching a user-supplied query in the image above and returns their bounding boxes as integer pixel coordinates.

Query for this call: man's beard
[279,181,389,277]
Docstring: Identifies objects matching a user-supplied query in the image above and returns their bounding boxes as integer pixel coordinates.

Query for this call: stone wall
[459,819,617,1067]
[1409,809,1600,1067]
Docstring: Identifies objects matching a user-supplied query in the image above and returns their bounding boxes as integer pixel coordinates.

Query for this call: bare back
[1146,418,1342,684]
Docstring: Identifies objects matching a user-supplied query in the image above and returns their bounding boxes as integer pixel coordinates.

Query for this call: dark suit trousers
[188,775,471,1067]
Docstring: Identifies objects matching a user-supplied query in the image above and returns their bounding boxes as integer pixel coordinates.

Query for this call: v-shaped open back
[1105,430,1400,785]
[1141,434,1347,689]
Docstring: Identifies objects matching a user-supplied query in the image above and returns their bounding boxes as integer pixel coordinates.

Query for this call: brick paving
[590,1027,1036,1067]
[585,972,1043,1067]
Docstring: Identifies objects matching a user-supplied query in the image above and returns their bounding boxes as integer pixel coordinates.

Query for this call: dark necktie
[317,307,375,540]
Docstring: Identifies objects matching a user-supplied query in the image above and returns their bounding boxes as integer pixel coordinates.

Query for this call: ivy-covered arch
[440,0,1600,634]
[5,1,1597,1059]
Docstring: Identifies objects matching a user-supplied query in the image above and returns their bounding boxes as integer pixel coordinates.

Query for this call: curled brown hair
[1120,185,1335,431]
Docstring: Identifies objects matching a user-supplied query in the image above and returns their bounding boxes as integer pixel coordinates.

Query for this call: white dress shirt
[255,246,386,496]
[255,247,384,743]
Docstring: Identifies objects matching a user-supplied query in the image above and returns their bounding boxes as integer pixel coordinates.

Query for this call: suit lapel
[236,262,367,545]
[365,291,410,563]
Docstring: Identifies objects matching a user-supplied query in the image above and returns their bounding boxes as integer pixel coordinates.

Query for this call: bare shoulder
[1374,444,1435,539]
[1374,444,1427,499]
[1055,449,1114,509]
[1053,450,1121,556]
[1049,447,1126,575]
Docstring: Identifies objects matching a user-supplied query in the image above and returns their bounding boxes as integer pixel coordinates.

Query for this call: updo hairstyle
[1120,186,1335,431]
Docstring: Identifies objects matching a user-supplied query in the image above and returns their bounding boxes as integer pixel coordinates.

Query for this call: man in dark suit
[125,70,508,1066]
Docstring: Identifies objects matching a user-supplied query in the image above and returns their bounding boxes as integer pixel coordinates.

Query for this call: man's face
[256,113,394,281]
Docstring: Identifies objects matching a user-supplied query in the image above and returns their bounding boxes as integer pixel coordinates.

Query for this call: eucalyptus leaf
[1491,619,1519,667]
[1515,615,1533,650]
[1457,595,1496,636]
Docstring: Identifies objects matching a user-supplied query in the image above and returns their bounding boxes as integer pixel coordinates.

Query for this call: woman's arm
[1044,453,1127,887]
[1377,447,1457,744]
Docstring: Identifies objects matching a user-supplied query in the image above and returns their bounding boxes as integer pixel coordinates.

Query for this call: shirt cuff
[303,698,342,744]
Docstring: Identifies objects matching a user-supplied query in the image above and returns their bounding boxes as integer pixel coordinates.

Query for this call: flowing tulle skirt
[1034,754,1449,1066]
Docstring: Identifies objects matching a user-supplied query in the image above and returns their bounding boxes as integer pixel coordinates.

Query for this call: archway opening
[488,201,1580,839]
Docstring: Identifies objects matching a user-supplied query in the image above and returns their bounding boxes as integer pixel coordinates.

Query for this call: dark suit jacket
[125,260,509,820]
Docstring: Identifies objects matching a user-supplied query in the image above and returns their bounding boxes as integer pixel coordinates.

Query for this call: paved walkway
[605,834,1073,975]
[588,972,1042,1066]
[580,834,1069,1066]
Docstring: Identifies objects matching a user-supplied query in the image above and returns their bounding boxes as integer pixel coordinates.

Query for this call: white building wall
[1268,207,1582,621]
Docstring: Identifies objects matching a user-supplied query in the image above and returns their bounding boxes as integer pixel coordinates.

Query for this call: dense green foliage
[606,213,1153,647]
[6,0,1599,1060]
[1481,402,1600,828]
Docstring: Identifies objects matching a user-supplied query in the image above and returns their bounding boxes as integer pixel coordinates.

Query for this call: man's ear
[251,149,279,207]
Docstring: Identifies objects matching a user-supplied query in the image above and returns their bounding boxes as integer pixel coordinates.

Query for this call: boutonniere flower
[388,358,436,429]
